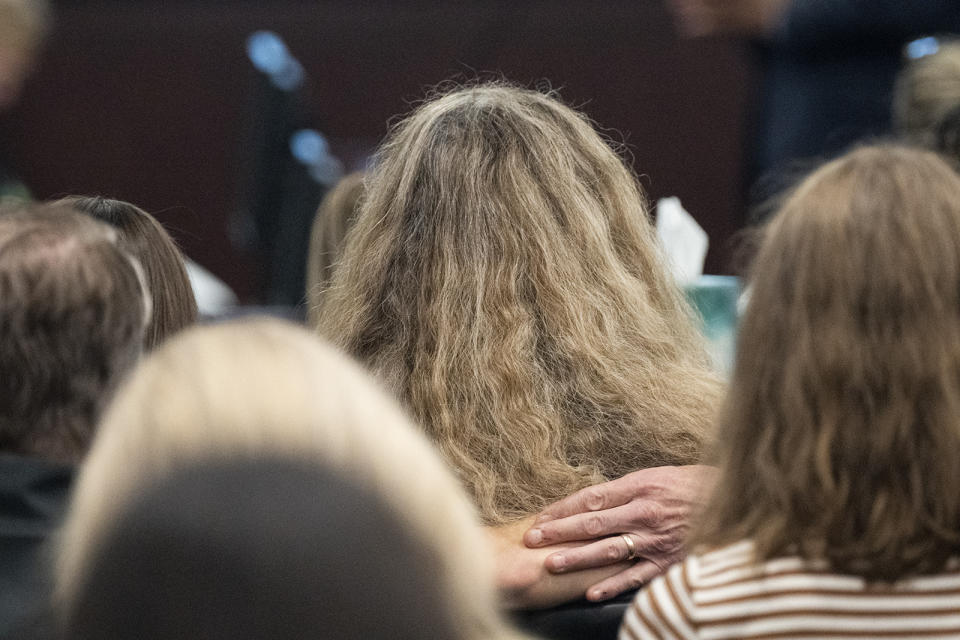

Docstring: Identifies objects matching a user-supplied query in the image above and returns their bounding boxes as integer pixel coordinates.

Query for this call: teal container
[683,275,741,376]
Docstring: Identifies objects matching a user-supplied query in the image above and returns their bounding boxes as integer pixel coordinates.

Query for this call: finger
[533,475,641,524]
[585,561,665,602]
[527,500,666,547]
[544,534,666,573]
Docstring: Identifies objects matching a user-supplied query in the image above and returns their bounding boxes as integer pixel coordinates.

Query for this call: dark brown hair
[695,145,960,580]
[305,172,365,325]
[56,197,197,350]
[0,203,147,463]
[316,83,721,524]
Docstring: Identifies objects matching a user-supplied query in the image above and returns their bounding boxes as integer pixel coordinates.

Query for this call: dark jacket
[0,455,73,639]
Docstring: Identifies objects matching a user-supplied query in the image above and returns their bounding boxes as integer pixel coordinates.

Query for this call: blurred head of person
[55,196,197,350]
[56,319,529,640]
[0,202,147,464]
[0,0,50,112]
[64,459,462,640]
[695,145,960,580]
[895,40,960,159]
[315,82,722,525]
[305,172,365,324]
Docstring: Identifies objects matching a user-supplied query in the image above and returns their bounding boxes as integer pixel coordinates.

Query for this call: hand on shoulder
[522,465,718,601]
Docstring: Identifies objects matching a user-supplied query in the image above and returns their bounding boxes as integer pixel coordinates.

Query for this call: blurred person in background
[55,319,530,640]
[0,0,49,201]
[56,196,198,350]
[0,203,147,637]
[63,460,467,640]
[894,39,960,163]
[305,172,365,326]
[667,0,960,211]
[622,145,960,638]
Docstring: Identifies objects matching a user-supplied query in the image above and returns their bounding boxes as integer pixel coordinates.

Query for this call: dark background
[0,0,752,301]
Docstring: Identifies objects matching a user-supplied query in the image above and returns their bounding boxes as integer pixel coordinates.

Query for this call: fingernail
[589,589,607,601]
[527,529,542,545]
[535,514,553,524]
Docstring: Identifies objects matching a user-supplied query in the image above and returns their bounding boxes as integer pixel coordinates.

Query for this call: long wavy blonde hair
[695,145,960,580]
[315,83,722,525]
[55,319,529,640]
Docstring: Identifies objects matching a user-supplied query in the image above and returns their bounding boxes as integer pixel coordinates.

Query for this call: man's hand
[523,465,718,601]
[666,0,791,38]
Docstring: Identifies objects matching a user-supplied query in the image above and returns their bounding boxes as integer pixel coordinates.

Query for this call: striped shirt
[620,540,960,640]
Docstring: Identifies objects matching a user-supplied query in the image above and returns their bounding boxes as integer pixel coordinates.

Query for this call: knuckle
[638,503,665,528]
[584,489,606,511]
[605,541,623,562]
[650,534,679,555]
[584,514,606,536]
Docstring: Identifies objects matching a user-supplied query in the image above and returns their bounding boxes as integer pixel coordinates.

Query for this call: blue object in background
[906,36,941,60]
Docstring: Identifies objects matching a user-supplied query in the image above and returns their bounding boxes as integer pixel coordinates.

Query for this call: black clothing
[0,455,73,639]
[513,594,634,640]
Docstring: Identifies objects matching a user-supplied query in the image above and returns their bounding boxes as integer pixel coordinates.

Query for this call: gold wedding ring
[620,534,638,560]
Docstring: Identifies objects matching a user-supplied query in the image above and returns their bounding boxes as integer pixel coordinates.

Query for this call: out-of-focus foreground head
[55,196,197,350]
[696,145,960,581]
[0,0,50,112]
[305,172,365,324]
[316,82,722,525]
[0,203,147,464]
[63,459,464,640]
[895,40,960,159]
[56,319,530,640]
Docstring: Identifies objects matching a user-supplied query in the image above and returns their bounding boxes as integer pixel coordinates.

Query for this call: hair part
[316,82,722,524]
[694,145,960,580]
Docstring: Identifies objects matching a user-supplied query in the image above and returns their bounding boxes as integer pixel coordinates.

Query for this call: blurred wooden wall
[1,0,752,300]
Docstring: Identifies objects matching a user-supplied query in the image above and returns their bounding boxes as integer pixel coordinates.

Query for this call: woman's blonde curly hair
[315,82,722,525]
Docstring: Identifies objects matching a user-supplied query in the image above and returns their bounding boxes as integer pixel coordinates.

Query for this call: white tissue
[655,197,708,286]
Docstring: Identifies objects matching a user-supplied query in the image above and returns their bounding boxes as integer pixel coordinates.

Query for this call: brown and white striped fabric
[620,540,960,640]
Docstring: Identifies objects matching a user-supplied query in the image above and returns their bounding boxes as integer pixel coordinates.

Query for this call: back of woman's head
[56,318,526,640]
[316,82,721,524]
[55,196,197,350]
[65,459,460,640]
[306,172,366,324]
[697,145,960,580]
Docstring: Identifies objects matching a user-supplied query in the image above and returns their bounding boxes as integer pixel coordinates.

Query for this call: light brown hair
[305,172,365,324]
[56,197,197,350]
[0,203,147,463]
[316,83,722,525]
[56,319,530,640]
[695,145,960,581]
